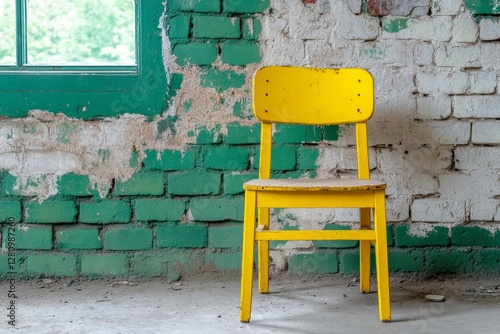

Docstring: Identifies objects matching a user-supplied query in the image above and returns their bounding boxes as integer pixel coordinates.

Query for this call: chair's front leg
[258,207,270,294]
[374,190,391,322]
[240,190,257,323]
[359,207,371,293]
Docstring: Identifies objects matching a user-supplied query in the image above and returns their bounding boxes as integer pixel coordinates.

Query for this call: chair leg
[240,190,257,323]
[374,191,391,322]
[359,208,371,294]
[258,208,270,294]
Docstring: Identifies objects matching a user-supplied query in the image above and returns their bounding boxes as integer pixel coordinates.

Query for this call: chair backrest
[253,66,374,125]
[252,66,374,179]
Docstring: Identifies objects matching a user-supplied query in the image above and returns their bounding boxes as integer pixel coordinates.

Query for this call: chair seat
[244,178,386,192]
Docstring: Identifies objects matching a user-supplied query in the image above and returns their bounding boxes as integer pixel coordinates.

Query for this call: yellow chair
[239,66,391,322]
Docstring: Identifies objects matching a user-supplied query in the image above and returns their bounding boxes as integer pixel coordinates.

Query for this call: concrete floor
[1,274,499,334]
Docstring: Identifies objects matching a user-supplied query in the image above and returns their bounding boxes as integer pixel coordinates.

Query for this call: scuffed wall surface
[0,0,499,278]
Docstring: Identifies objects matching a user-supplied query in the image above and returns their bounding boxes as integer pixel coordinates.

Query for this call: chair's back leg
[258,207,270,294]
[359,207,372,293]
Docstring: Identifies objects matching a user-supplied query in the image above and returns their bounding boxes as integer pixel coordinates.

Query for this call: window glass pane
[0,0,16,65]
[27,0,136,65]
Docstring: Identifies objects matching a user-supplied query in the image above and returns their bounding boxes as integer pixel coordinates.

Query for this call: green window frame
[0,0,167,119]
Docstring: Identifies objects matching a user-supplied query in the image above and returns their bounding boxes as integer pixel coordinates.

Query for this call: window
[0,0,167,119]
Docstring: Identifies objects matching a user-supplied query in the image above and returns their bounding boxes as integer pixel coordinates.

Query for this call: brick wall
[0,0,499,279]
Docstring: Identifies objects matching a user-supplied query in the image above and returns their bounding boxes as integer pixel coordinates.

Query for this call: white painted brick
[0,153,19,170]
[377,146,452,173]
[416,95,452,119]
[472,121,500,144]
[495,206,500,221]
[358,41,415,67]
[404,121,470,145]
[24,151,80,174]
[346,0,362,14]
[453,96,500,118]
[367,121,407,147]
[261,36,306,65]
[438,173,473,201]
[411,17,453,42]
[288,4,335,40]
[469,71,497,94]
[481,43,500,67]
[455,147,500,170]
[386,196,411,222]
[435,45,481,68]
[479,18,500,41]
[416,71,469,95]
[336,13,379,40]
[305,40,355,67]
[414,43,434,65]
[0,120,50,151]
[411,199,465,223]
[453,16,478,43]
[432,0,463,15]
[470,200,498,221]
[376,172,438,197]
[316,147,377,171]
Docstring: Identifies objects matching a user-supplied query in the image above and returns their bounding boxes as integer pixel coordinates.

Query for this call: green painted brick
[191,125,223,144]
[426,250,474,273]
[1,173,21,196]
[388,250,424,272]
[314,224,358,249]
[3,226,52,250]
[26,200,77,223]
[81,254,128,276]
[243,18,262,40]
[80,200,131,224]
[193,16,241,38]
[103,227,153,250]
[274,124,322,144]
[200,68,246,93]
[205,251,241,270]
[232,98,253,118]
[464,0,500,14]
[451,226,497,247]
[156,223,208,248]
[224,122,261,144]
[289,251,339,275]
[56,228,102,250]
[0,253,26,276]
[168,172,221,195]
[28,254,77,276]
[297,147,320,170]
[394,225,449,247]
[58,173,101,197]
[130,252,169,277]
[0,200,21,223]
[254,146,296,170]
[221,43,261,66]
[224,0,269,13]
[223,172,258,195]
[204,147,250,170]
[143,149,195,170]
[208,224,242,248]
[169,0,221,12]
[173,43,217,65]
[339,250,375,275]
[169,15,191,38]
[475,249,500,272]
[382,18,409,33]
[135,199,186,222]
[115,173,165,196]
[190,197,244,221]
[324,125,340,141]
